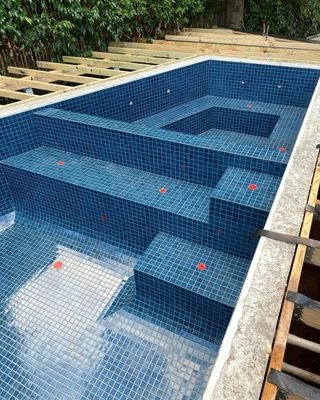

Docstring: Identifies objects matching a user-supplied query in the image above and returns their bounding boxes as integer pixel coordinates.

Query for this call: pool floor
[0,216,217,400]
[0,82,308,399]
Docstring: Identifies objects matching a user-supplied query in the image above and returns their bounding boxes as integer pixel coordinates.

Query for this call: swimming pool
[0,57,319,400]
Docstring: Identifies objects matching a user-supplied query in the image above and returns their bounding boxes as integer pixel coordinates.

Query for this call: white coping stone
[1,55,320,400]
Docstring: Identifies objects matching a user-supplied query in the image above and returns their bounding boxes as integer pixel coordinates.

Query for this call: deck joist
[0,48,189,107]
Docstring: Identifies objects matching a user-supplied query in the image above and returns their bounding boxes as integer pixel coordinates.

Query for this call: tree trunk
[225,0,244,30]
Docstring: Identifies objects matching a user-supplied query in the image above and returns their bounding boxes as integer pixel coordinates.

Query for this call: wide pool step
[1,146,212,222]
[1,146,217,249]
[135,232,249,307]
[134,232,250,340]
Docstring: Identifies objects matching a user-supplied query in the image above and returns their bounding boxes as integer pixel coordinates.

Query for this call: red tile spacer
[57,160,65,166]
[248,183,257,191]
[53,261,63,270]
[159,188,167,194]
[278,147,286,152]
[99,214,108,222]
[197,263,206,271]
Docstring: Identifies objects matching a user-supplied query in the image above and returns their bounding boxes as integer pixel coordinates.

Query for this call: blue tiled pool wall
[0,60,319,157]
[54,60,320,117]
[0,172,14,223]
[0,112,37,220]
[0,60,319,400]
[206,61,320,107]
[58,62,209,122]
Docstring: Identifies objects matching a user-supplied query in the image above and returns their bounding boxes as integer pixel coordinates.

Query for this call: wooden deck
[1,28,320,108]
[0,48,190,108]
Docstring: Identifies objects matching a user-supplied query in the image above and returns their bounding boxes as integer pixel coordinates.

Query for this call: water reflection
[5,245,129,399]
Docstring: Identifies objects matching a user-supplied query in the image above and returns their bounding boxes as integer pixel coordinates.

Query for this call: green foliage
[244,0,320,37]
[0,0,204,58]
[134,0,204,38]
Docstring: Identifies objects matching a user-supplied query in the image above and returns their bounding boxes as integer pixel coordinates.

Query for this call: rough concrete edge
[203,74,320,400]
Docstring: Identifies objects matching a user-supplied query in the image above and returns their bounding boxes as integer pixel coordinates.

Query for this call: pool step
[0,146,215,248]
[207,167,281,258]
[1,147,281,256]
[210,167,282,238]
[134,232,250,339]
[135,232,250,306]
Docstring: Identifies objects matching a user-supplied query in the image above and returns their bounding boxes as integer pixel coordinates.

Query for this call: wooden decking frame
[2,27,320,108]
[0,47,189,107]
[261,154,320,399]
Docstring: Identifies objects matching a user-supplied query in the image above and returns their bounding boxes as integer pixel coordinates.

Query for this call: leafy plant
[244,0,320,37]
[0,0,204,61]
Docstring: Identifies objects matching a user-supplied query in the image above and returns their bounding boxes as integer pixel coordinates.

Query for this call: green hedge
[0,0,204,58]
[244,0,320,38]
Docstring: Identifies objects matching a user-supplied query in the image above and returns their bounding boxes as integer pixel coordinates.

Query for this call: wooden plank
[268,370,320,399]
[172,40,320,62]
[185,27,235,34]
[91,51,170,64]
[181,29,295,43]
[109,40,320,63]
[108,44,191,59]
[305,246,320,266]
[177,32,295,45]
[0,75,69,92]
[62,56,147,71]
[7,66,99,84]
[299,306,320,330]
[165,34,320,51]
[185,28,320,46]
[160,38,306,53]
[0,88,36,100]
[261,159,320,400]
[36,60,127,77]
[288,291,320,329]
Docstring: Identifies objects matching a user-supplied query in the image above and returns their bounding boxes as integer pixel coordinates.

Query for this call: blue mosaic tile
[0,58,319,399]
[164,106,280,137]
[0,147,213,223]
[211,167,281,212]
[135,232,249,306]
[34,107,289,189]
